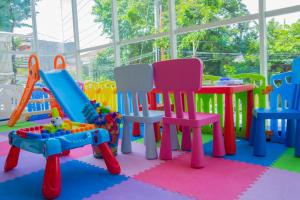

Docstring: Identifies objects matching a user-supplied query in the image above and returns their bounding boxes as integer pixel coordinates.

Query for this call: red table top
[151,84,254,95]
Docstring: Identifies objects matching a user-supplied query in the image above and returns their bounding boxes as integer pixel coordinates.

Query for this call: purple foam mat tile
[84,178,195,200]
[0,151,72,183]
[240,168,300,200]
[0,131,9,137]
[0,134,7,142]
[78,142,167,177]
[31,118,52,124]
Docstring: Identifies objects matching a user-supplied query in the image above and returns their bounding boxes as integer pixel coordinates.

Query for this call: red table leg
[153,122,161,142]
[224,93,236,155]
[97,143,121,174]
[132,122,141,136]
[246,90,254,139]
[42,155,61,199]
[4,146,21,172]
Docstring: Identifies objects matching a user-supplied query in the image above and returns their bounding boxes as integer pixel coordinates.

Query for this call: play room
[0,0,300,199]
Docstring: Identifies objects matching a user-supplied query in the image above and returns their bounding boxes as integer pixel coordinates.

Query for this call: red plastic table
[149,84,254,155]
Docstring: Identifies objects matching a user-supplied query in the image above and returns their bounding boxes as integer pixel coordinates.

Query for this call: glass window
[77,0,113,49]
[177,21,259,76]
[120,37,170,65]
[117,0,154,40]
[267,0,300,11]
[176,0,258,28]
[80,48,115,81]
[35,0,74,68]
[0,0,33,83]
[267,13,300,75]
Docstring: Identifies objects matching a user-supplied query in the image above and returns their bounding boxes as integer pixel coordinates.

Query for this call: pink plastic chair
[153,58,225,168]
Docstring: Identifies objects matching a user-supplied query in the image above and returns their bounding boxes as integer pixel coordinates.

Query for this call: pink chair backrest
[153,58,204,119]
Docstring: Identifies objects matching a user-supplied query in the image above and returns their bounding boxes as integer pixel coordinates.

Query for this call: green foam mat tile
[0,121,38,133]
[134,132,213,147]
[272,148,300,173]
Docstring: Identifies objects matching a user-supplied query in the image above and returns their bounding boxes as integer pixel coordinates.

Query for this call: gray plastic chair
[115,64,173,159]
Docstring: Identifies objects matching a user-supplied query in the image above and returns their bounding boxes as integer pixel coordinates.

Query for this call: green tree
[267,19,300,75]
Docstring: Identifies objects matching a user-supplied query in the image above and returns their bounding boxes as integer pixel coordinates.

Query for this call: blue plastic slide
[40,69,90,123]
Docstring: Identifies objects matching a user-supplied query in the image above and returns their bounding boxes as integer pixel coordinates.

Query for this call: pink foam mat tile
[78,142,184,177]
[68,145,94,159]
[134,153,267,200]
[240,168,300,200]
[84,179,194,200]
[0,141,10,157]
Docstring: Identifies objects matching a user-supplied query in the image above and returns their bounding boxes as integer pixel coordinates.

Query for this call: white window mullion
[112,0,121,67]
[168,0,177,59]
[31,0,38,53]
[259,0,267,78]
[71,0,81,81]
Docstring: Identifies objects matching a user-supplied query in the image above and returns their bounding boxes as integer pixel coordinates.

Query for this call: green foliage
[90,0,300,80]
[0,0,32,32]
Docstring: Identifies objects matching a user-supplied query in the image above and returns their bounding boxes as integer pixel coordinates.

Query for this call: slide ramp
[40,69,90,123]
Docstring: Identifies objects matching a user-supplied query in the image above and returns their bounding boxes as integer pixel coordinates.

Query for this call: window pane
[267,0,300,11]
[117,0,155,40]
[176,0,258,28]
[177,21,259,76]
[77,0,113,49]
[35,0,74,61]
[267,13,300,75]
[80,48,115,81]
[120,37,170,65]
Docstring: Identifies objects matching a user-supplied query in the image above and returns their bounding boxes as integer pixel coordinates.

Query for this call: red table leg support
[224,93,236,155]
[42,155,61,200]
[61,150,70,156]
[4,146,21,172]
[132,122,141,136]
[246,90,254,139]
[97,143,121,175]
[153,122,161,142]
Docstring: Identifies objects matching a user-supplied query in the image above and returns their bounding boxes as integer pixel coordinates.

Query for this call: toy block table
[4,122,121,199]
[150,84,255,155]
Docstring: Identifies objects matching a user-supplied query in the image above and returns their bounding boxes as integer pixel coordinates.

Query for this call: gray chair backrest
[114,64,153,117]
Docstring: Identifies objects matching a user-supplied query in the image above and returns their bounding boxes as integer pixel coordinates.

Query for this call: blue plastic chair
[268,71,294,144]
[250,57,300,157]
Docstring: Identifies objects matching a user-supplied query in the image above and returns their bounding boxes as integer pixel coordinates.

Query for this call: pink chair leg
[181,126,191,151]
[191,127,205,168]
[159,124,172,160]
[213,121,226,157]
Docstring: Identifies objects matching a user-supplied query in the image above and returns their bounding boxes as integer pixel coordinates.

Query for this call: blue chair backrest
[269,56,300,142]
[291,57,300,110]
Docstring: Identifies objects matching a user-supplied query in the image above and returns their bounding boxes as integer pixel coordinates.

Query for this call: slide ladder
[8,55,40,127]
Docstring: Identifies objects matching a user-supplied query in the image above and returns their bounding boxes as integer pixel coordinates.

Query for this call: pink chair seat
[163,112,220,127]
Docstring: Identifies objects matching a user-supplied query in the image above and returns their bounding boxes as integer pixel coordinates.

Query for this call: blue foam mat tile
[0,160,128,200]
[204,139,287,166]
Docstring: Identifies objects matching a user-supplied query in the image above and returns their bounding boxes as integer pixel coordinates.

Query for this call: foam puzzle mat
[0,120,300,200]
